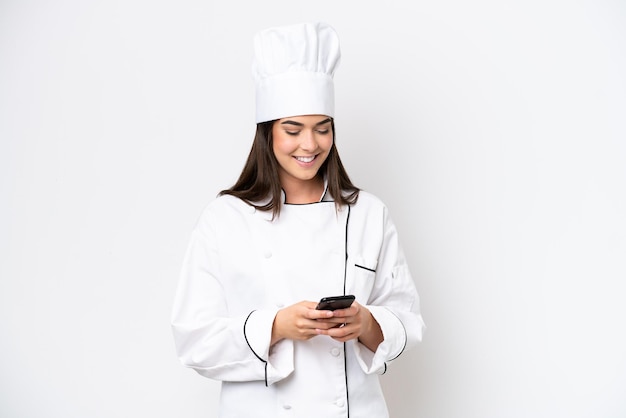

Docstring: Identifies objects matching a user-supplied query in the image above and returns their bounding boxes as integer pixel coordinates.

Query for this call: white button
[335,400,345,407]
[283,404,291,410]
[264,251,272,258]
[248,206,256,214]
[330,348,340,357]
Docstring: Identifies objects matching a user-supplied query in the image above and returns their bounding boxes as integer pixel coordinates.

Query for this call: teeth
[295,156,315,163]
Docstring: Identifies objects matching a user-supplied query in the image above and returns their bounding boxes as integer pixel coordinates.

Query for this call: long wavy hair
[220,119,359,218]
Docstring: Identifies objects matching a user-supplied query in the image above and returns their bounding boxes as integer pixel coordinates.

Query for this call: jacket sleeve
[170,212,294,385]
[352,205,425,374]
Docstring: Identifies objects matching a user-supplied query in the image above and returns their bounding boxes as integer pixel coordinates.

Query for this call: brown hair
[220,119,359,218]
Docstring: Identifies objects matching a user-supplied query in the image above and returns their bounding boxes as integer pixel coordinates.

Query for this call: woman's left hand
[314,300,383,352]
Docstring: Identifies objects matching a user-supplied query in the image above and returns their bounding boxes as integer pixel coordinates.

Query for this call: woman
[171,22,424,418]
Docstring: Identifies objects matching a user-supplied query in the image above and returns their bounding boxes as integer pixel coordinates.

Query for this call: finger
[301,301,319,309]
[315,321,346,329]
[312,321,340,330]
[299,318,330,330]
[316,317,353,326]
[317,323,357,339]
[307,309,334,320]
[330,328,358,342]
[331,334,357,342]
[329,305,359,318]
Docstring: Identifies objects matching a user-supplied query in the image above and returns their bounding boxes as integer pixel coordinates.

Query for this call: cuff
[243,309,294,385]
[353,305,407,374]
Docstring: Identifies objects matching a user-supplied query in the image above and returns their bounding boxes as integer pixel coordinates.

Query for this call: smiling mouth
[294,155,316,163]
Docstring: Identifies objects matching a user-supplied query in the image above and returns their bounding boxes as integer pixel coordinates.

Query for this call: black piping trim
[320,184,329,201]
[281,185,334,205]
[382,362,388,375]
[354,264,376,273]
[284,201,335,206]
[343,205,351,417]
[344,342,350,417]
[243,310,269,387]
[384,307,409,361]
[343,205,351,295]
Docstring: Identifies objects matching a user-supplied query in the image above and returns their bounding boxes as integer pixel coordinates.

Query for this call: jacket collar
[280,177,332,204]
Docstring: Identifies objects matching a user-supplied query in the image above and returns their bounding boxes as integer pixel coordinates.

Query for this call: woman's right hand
[271,301,335,346]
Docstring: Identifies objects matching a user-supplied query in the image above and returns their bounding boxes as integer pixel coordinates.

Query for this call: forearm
[270,312,284,347]
[357,308,384,352]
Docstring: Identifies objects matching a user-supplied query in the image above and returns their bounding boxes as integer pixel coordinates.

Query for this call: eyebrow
[280,117,332,127]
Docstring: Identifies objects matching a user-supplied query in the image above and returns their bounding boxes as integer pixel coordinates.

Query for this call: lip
[293,154,318,167]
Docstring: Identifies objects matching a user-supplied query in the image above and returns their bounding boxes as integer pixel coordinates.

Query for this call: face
[272,114,333,189]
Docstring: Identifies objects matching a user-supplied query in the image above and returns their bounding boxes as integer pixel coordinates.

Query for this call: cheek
[272,136,292,156]
[271,129,284,154]
[321,136,334,152]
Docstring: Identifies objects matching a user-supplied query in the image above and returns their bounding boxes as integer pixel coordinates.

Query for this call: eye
[285,131,300,136]
[316,129,330,135]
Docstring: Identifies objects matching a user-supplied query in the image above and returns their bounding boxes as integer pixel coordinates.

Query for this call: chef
[171,22,425,418]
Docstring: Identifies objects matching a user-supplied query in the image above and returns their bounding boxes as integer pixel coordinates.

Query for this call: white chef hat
[252,22,341,123]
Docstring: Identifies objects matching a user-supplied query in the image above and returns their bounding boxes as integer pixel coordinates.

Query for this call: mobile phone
[315,295,355,311]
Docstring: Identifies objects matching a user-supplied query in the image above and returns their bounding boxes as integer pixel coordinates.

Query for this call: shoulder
[203,194,251,214]
[347,190,392,226]
[194,194,255,231]
[352,190,387,211]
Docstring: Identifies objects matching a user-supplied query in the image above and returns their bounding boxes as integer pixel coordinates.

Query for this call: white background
[1,1,625,417]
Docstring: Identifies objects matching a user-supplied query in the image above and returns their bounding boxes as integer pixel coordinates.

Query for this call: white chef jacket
[171,189,424,418]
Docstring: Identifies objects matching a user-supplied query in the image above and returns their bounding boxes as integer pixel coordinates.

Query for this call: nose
[299,130,318,151]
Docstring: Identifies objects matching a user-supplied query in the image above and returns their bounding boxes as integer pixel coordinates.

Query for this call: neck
[281,176,324,204]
